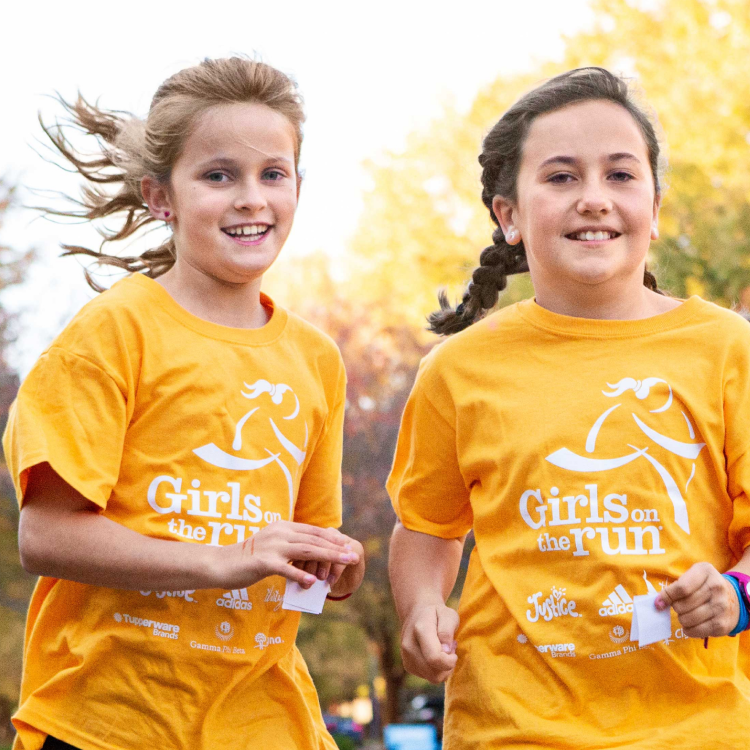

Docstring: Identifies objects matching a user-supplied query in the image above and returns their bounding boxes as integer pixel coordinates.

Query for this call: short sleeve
[3,347,129,509]
[723,320,750,556]
[293,358,346,528]
[387,357,473,539]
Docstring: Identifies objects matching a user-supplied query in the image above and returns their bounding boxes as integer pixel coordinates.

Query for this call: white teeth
[574,231,615,241]
[225,225,269,237]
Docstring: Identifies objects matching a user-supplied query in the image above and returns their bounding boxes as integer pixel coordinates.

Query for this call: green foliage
[331,734,357,750]
[348,0,750,317]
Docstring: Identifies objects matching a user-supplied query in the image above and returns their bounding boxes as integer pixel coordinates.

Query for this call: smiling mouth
[222,224,271,239]
[566,230,621,242]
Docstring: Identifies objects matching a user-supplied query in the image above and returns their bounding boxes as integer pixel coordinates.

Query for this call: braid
[643,266,662,294]
[427,227,528,335]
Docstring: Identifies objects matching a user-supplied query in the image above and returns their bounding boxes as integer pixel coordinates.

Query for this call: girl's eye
[205,172,229,183]
[610,170,634,182]
[263,169,286,181]
[548,173,575,184]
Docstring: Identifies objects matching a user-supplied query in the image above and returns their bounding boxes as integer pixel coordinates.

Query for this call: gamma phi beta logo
[520,377,706,558]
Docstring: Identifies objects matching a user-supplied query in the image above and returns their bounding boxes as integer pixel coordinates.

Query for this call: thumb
[436,607,460,654]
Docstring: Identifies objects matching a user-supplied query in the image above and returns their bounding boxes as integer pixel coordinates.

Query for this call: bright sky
[1,0,593,374]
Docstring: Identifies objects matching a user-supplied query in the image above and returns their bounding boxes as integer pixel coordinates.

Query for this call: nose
[234,177,267,212]
[576,180,613,215]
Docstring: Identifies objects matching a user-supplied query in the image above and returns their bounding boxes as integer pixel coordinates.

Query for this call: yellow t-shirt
[388,296,750,750]
[4,274,345,750]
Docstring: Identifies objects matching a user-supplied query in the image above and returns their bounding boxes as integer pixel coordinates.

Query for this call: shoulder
[420,302,523,374]
[282,308,344,366]
[39,275,150,379]
[682,297,750,349]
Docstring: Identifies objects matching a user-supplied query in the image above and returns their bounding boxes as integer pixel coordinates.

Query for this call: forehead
[181,102,297,163]
[521,100,650,166]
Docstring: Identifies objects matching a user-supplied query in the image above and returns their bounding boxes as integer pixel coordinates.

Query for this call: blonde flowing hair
[41,57,305,291]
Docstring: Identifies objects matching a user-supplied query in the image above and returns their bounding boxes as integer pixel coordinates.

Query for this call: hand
[221,522,360,590]
[400,602,460,683]
[655,562,740,638]
[297,537,365,593]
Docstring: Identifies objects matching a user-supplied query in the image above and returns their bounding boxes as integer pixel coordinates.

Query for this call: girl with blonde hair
[5,56,364,750]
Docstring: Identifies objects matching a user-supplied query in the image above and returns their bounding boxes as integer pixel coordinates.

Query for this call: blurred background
[1,0,749,747]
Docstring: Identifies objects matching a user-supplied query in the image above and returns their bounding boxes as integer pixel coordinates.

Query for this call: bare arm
[389,520,465,683]
[19,462,360,592]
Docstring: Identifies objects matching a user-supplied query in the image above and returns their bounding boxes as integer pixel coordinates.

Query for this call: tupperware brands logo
[113,612,180,639]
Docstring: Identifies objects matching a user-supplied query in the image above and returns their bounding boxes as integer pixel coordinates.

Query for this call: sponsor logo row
[112,611,284,653]
[526,572,665,624]
[138,585,284,612]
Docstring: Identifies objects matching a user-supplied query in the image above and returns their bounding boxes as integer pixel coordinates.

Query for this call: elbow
[18,536,46,576]
[18,512,52,576]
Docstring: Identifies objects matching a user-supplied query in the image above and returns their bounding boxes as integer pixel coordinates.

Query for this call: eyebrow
[538,152,641,169]
[196,154,294,170]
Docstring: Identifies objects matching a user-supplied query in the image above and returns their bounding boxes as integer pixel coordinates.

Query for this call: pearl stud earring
[506,226,517,242]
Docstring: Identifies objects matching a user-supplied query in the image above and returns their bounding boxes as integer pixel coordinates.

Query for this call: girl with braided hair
[388,67,750,748]
[4,57,364,750]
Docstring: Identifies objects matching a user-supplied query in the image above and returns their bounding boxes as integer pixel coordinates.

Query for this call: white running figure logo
[545,377,705,534]
[193,380,308,520]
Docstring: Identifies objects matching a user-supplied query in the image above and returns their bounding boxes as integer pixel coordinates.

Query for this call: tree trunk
[374,627,405,726]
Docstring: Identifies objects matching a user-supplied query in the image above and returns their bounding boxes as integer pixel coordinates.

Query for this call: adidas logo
[216,589,253,611]
[599,584,633,616]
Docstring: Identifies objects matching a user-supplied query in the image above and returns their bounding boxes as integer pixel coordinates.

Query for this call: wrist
[401,595,448,625]
[722,573,750,636]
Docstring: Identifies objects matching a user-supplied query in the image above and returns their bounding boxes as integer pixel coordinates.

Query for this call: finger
[287,532,361,559]
[436,607,460,650]
[288,543,359,565]
[303,560,319,576]
[677,602,718,629]
[413,615,459,674]
[287,524,351,547]
[282,563,318,587]
[656,563,713,610]
[670,587,712,616]
[327,563,345,587]
[316,561,331,581]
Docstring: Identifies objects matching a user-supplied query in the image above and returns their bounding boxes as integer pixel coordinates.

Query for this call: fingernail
[654,597,666,610]
[304,575,316,585]
[317,570,326,580]
[327,574,336,585]
[340,553,356,563]
[441,643,451,653]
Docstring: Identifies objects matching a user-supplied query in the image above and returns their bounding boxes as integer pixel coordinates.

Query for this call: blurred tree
[0,179,36,741]
[267,254,432,724]
[564,0,750,303]
[349,0,750,321]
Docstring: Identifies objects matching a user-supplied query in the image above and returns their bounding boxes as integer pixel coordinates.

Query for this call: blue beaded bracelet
[722,574,750,637]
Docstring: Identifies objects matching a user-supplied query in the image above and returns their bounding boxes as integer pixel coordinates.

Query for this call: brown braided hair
[39,57,305,291]
[429,67,664,335]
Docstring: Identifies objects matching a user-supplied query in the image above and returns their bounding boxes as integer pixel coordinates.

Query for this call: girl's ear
[141,175,174,222]
[491,195,521,245]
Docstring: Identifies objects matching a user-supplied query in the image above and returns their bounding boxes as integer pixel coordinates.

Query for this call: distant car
[401,693,445,740]
[384,723,439,750]
[323,714,364,745]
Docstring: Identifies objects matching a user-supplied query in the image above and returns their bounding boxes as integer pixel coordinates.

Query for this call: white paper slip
[630,593,671,647]
[282,578,331,615]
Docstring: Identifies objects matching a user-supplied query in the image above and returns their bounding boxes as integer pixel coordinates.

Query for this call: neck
[533,274,678,321]
[155,260,269,329]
